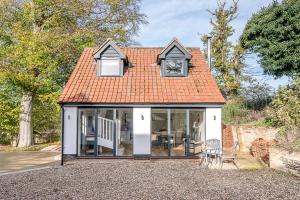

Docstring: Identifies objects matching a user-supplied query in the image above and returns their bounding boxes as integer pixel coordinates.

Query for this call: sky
[134,0,289,89]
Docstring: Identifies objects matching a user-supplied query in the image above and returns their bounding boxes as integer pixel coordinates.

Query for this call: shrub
[222,97,248,124]
[268,78,300,151]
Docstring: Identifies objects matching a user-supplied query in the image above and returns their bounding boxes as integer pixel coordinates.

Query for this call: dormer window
[164,59,185,76]
[100,59,121,76]
[158,38,192,77]
[93,39,126,77]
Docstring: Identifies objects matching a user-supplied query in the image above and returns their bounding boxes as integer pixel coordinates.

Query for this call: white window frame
[99,58,122,76]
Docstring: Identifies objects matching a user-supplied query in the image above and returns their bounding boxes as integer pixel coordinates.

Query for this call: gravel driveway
[0,160,299,200]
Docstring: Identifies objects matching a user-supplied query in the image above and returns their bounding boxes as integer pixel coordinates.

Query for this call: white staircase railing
[97,117,120,149]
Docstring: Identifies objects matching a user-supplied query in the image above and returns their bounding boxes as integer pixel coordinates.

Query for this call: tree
[0,0,146,147]
[240,79,273,111]
[240,0,300,77]
[202,0,246,97]
[267,78,300,151]
[268,78,300,128]
[0,80,21,144]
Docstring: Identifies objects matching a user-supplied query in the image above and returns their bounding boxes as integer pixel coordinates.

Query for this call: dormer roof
[93,38,126,60]
[158,38,192,63]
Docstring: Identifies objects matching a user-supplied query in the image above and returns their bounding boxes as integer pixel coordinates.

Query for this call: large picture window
[151,109,205,157]
[78,108,205,157]
[78,108,133,157]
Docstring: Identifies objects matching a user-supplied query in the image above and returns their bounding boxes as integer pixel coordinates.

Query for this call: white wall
[133,108,151,155]
[63,107,77,155]
[205,108,222,147]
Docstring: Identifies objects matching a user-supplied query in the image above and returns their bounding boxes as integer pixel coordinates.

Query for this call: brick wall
[250,138,277,166]
[234,126,277,152]
[222,124,234,151]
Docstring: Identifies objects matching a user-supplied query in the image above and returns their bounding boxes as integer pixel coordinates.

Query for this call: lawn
[0,160,299,200]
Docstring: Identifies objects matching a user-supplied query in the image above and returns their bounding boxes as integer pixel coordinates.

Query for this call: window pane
[188,110,205,155]
[101,59,120,76]
[151,109,168,156]
[97,109,114,156]
[170,109,186,156]
[165,59,184,76]
[116,109,133,156]
[79,109,96,156]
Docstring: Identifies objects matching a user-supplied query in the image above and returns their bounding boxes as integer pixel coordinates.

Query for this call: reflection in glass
[170,109,186,156]
[116,109,133,156]
[79,109,96,156]
[97,109,114,156]
[151,109,168,156]
[189,110,205,155]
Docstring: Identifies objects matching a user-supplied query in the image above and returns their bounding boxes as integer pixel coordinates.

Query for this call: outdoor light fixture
[213,115,216,120]
[141,115,144,120]
[68,115,71,120]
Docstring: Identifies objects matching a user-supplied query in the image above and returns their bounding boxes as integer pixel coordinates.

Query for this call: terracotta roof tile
[59,47,225,104]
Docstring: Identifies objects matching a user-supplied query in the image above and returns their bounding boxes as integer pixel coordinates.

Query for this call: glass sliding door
[78,108,134,157]
[188,109,205,155]
[170,109,187,156]
[97,109,114,156]
[116,109,133,156]
[151,109,169,156]
[79,109,96,156]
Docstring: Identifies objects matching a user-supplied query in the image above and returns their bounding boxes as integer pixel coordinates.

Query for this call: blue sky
[134,0,289,89]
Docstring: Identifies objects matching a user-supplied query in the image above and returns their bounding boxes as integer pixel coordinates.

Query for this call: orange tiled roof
[59,47,225,104]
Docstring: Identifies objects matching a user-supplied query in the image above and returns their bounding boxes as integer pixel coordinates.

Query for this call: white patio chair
[198,139,221,167]
[205,139,221,165]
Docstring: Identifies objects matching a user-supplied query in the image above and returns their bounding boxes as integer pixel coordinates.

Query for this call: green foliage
[267,78,300,152]
[250,118,274,128]
[241,0,300,77]
[0,81,21,144]
[32,92,61,142]
[222,97,248,124]
[0,0,146,145]
[268,78,300,128]
[240,79,273,110]
[202,0,246,97]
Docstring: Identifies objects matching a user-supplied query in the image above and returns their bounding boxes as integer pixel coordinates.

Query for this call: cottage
[59,38,225,159]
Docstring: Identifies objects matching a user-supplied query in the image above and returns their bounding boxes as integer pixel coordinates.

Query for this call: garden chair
[199,139,221,167]
[205,139,222,164]
[221,141,239,169]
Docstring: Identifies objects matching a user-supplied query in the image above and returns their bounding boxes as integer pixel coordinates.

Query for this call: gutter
[58,102,225,107]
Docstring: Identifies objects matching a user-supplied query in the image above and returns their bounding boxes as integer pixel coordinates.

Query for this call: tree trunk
[17,92,33,147]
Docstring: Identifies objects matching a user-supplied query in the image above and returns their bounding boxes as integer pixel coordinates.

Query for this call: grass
[0,141,60,152]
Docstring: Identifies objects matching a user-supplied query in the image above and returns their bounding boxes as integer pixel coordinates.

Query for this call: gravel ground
[0,160,299,200]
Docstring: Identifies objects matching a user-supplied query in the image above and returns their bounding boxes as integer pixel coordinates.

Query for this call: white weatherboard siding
[63,107,77,154]
[205,108,222,149]
[133,108,151,155]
